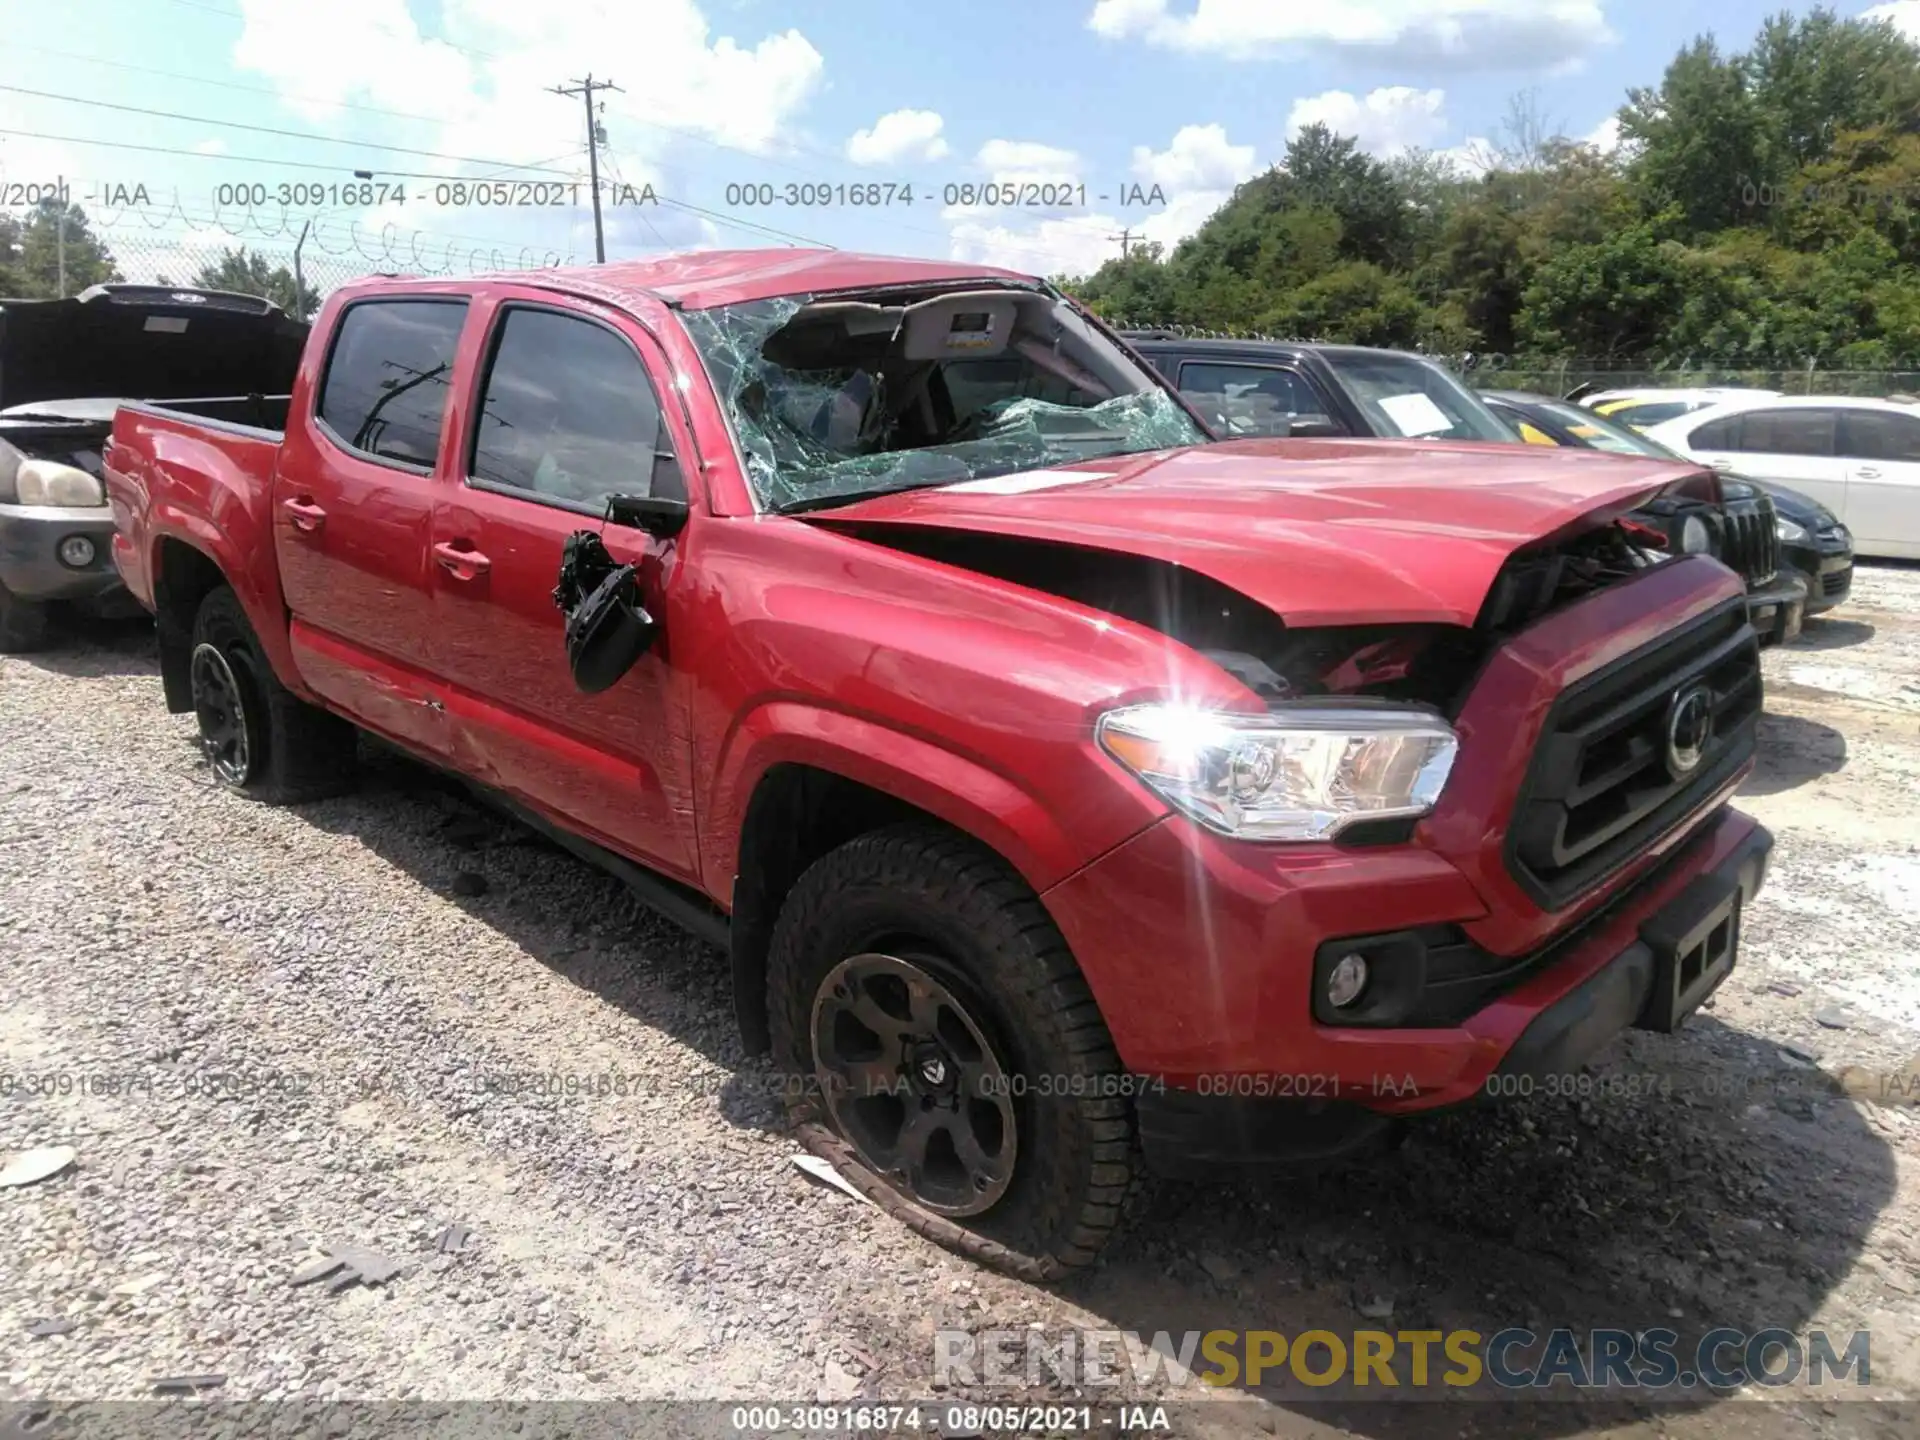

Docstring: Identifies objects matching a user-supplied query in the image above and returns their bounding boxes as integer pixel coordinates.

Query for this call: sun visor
[899,293,1021,361]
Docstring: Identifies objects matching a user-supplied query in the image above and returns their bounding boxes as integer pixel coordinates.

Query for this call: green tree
[191,246,320,319]
[8,198,121,298]
[1621,38,1770,234]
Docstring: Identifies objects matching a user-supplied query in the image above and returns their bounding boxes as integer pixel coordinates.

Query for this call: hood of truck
[0,285,309,410]
[814,437,1710,627]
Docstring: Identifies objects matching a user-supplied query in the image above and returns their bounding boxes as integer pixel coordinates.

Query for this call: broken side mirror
[553,528,662,695]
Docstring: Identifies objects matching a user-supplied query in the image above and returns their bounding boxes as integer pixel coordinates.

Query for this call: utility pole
[1109,227,1136,261]
[550,74,622,263]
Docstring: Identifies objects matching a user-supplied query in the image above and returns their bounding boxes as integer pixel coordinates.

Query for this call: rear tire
[0,581,51,654]
[190,587,358,803]
[767,822,1138,1280]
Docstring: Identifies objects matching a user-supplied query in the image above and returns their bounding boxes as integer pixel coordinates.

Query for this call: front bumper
[1746,570,1807,647]
[1781,534,1854,615]
[0,502,124,603]
[1115,813,1771,1176]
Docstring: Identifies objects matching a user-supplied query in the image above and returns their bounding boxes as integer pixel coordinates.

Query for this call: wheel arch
[721,712,1092,1054]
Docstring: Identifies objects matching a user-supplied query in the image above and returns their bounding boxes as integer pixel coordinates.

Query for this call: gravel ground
[5,566,1920,1440]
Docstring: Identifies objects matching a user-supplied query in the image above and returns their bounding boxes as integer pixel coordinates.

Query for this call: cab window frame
[312,295,472,476]
[461,299,684,520]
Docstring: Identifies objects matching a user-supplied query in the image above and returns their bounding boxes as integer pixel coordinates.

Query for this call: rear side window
[1837,406,1920,461]
[1688,416,1739,449]
[316,299,469,468]
[469,307,680,510]
[1728,408,1836,457]
[1176,361,1336,437]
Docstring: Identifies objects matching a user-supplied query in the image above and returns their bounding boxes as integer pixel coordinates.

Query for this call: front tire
[189,587,358,803]
[767,822,1138,1280]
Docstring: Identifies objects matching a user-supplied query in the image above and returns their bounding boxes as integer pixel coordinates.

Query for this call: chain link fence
[1096,319,1920,400]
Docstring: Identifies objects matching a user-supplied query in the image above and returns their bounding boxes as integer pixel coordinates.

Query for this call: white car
[1581,387,1782,432]
[1644,395,1920,560]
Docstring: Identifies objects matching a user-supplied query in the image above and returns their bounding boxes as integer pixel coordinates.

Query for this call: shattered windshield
[681,288,1205,512]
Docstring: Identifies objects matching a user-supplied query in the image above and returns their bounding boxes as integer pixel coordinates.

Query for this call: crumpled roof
[467,249,1040,312]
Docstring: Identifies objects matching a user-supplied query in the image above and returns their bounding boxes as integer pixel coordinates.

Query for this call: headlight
[1678,514,1711,554]
[1775,516,1809,544]
[1096,703,1458,841]
[14,459,106,508]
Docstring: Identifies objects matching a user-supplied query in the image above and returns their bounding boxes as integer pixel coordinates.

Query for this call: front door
[428,294,700,882]
[1685,407,1848,517]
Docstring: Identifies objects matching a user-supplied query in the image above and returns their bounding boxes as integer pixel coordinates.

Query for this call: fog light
[57,534,97,568]
[1326,953,1370,1009]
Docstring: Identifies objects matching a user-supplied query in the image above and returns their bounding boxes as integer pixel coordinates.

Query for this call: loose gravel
[5,568,1920,1440]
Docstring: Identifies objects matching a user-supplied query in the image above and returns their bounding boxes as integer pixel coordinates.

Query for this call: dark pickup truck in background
[1123,333,1808,646]
[105,252,1771,1279]
[0,283,307,651]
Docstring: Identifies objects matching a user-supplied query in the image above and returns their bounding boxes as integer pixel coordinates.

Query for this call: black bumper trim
[1496,821,1771,1079]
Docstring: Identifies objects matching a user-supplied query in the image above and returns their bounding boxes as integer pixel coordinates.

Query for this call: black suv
[1122,334,1806,645]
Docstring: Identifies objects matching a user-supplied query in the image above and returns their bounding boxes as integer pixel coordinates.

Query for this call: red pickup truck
[105,250,1772,1279]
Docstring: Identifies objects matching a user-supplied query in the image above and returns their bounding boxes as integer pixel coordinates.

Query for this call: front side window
[1837,406,1920,461]
[1175,362,1339,437]
[1315,351,1513,442]
[316,299,468,468]
[469,307,679,510]
[680,286,1206,512]
[1729,408,1837,457]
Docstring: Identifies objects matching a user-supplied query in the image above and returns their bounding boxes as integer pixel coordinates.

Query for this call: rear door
[1835,405,1920,557]
[1682,407,1849,516]
[428,293,700,881]
[273,295,469,757]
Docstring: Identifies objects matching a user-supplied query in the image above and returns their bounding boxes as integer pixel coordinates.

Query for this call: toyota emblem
[1665,683,1714,777]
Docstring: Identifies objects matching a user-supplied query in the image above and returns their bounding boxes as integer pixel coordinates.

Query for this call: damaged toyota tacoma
[104,252,1774,1279]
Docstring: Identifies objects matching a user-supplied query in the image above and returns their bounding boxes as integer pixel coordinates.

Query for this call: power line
[0,84,583,179]
[4,42,461,129]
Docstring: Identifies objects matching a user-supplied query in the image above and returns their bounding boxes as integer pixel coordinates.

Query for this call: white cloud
[1086,0,1613,68]
[1130,123,1257,189]
[192,139,229,156]
[846,109,951,165]
[947,212,1119,276]
[233,0,825,168]
[1287,87,1450,155]
[1865,2,1920,41]
[1584,115,1622,152]
[974,139,1083,183]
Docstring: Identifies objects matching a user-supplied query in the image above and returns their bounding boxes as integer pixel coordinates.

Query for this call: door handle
[1705,458,1732,471]
[1853,466,1880,479]
[282,497,327,533]
[433,540,492,581]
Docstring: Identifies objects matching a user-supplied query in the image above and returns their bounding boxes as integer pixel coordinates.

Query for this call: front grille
[1719,495,1779,586]
[1506,598,1761,911]
[1822,569,1851,597]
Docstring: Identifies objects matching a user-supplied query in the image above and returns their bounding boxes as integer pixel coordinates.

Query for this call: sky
[3,0,1918,287]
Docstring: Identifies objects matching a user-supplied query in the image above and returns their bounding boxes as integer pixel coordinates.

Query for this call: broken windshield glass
[680,290,1205,512]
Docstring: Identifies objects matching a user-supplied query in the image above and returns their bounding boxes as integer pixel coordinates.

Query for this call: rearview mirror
[1286,417,1344,438]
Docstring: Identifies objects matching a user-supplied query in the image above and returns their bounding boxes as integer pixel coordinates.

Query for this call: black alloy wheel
[810,949,1018,1217]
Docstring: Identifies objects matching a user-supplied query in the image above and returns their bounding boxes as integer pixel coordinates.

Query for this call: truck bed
[119,393,293,438]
